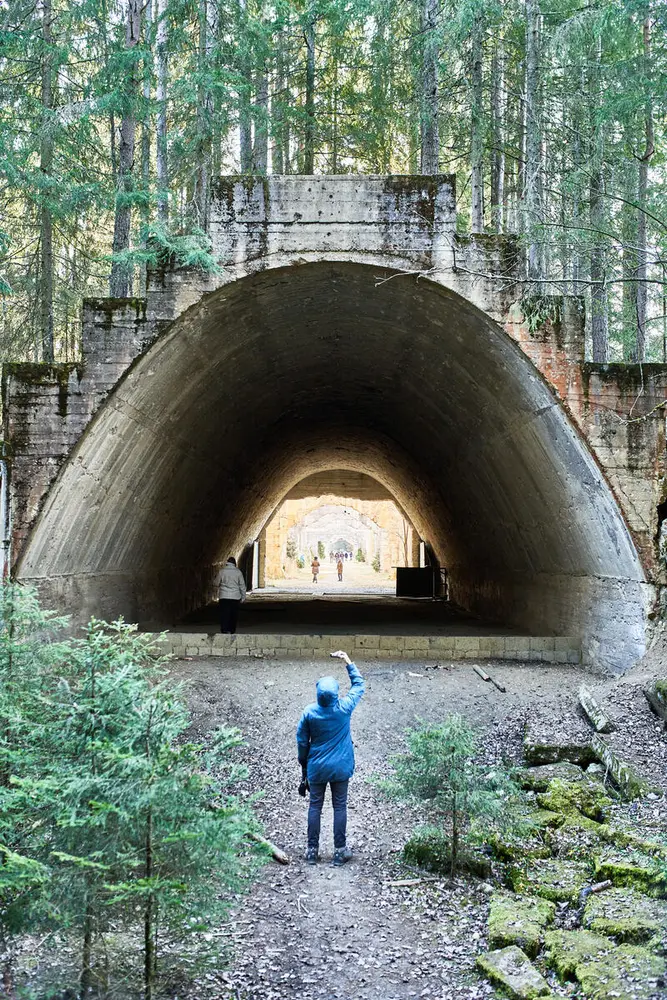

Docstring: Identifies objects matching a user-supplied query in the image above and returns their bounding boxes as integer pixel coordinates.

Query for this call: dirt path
[172,655,654,1000]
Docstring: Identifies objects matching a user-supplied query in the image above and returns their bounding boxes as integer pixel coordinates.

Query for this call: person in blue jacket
[296,649,365,866]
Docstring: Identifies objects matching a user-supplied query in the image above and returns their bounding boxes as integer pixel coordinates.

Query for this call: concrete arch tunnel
[16,261,646,670]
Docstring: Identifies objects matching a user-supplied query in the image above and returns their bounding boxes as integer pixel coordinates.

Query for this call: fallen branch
[387,877,436,887]
[250,832,290,865]
[473,664,506,692]
[579,685,614,733]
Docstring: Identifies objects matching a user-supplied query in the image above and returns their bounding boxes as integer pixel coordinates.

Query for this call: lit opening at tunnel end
[14,259,648,674]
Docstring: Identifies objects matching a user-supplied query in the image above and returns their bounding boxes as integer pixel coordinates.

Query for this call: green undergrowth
[474,758,667,1000]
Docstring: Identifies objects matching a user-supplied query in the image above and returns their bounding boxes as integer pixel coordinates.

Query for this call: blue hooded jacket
[296,661,365,783]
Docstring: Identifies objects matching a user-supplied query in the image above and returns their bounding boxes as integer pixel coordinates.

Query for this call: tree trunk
[156,0,168,223]
[109,0,142,298]
[273,22,288,174]
[80,894,94,995]
[490,33,505,232]
[139,0,152,296]
[589,33,608,362]
[420,0,439,173]
[470,12,484,233]
[303,10,316,174]
[144,805,156,1000]
[193,0,212,229]
[524,0,542,281]
[253,64,269,174]
[39,0,54,362]
[238,0,253,172]
[636,14,653,363]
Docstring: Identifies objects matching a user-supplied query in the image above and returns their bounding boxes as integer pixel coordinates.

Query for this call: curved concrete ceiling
[18,262,646,668]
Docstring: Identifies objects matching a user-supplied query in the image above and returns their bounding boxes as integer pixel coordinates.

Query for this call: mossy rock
[583,886,667,947]
[531,809,563,830]
[595,852,667,898]
[486,827,552,863]
[599,823,667,859]
[544,812,606,860]
[517,763,586,792]
[403,828,491,878]
[488,891,556,959]
[543,929,614,979]
[575,943,665,1000]
[510,858,593,903]
[536,777,612,822]
[523,718,596,768]
[476,946,553,999]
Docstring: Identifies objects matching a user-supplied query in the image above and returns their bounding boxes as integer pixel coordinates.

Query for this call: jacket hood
[316,676,339,707]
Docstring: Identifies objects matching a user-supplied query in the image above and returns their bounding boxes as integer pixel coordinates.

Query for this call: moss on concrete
[544,812,606,860]
[476,946,553,999]
[488,892,556,958]
[574,943,665,1000]
[517,763,586,792]
[583,887,667,947]
[536,777,612,822]
[510,858,593,903]
[595,853,667,898]
[543,929,613,979]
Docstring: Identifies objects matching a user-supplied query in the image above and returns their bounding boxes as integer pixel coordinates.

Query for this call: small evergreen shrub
[356,548,365,562]
[372,555,381,572]
[378,715,525,875]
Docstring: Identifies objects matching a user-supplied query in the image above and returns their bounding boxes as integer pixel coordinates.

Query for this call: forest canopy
[1,0,665,364]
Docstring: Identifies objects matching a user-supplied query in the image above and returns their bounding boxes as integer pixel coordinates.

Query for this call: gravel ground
[170,651,667,1000]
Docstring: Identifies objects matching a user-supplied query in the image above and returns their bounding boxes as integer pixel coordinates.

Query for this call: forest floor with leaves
[171,645,667,1000]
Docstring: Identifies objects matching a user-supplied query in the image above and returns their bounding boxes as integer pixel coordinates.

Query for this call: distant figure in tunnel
[216,556,247,634]
[297,650,365,866]
[311,556,320,583]
[337,557,344,582]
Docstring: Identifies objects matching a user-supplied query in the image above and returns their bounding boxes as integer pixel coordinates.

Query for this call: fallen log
[643,683,667,728]
[590,733,648,800]
[578,684,613,733]
[490,676,506,693]
[250,832,290,865]
[474,665,491,682]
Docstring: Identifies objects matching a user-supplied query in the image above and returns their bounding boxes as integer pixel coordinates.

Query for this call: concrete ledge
[149,632,581,664]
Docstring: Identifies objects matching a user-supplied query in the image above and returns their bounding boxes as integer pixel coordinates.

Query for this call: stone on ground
[510,857,593,902]
[595,851,667,897]
[523,715,595,768]
[536,777,612,822]
[583,886,667,946]
[574,943,665,1000]
[476,945,553,999]
[517,762,586,791]
[488,891,555,958]
[543,929,614,979]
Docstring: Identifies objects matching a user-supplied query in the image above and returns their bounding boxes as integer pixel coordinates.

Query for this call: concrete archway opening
[17,261,646,670]
[257,470,421,591]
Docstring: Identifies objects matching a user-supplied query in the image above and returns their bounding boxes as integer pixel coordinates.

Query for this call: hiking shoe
[331,846,353,867]
[306,847,319,865]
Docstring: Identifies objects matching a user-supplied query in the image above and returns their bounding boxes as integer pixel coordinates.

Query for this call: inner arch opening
[16,261,646,670]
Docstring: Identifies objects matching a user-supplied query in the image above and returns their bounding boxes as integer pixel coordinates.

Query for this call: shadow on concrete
[177,593,525,636]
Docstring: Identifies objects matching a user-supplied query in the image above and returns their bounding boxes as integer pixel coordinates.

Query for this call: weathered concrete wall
[3,175,664,673]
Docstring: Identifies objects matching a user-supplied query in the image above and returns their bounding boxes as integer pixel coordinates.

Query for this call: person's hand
[298,777,310,797]
[330,650,352,665]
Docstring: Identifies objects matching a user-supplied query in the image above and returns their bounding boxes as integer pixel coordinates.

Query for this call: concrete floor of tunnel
[174,593,526,637]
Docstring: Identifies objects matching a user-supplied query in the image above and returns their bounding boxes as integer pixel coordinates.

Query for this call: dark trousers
[308,779,349,850]
[219,598,240,634]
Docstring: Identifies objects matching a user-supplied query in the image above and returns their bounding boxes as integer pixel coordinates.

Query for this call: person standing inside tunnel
[216,556,246,634]
[337,557,344,582]
[311,555,320,584]
[296,650,365,866]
